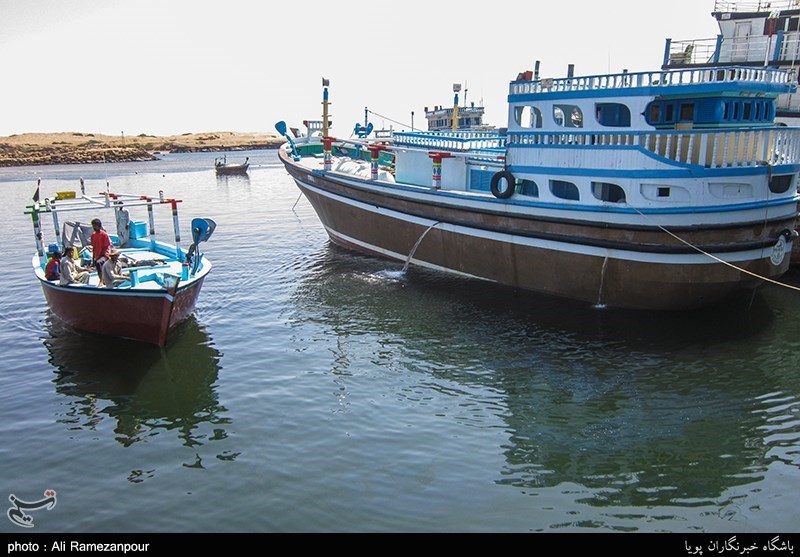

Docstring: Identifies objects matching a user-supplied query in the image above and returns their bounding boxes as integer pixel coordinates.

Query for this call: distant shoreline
[0,131,284,167]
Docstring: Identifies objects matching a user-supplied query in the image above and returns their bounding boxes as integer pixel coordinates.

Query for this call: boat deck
[35,248,192,291]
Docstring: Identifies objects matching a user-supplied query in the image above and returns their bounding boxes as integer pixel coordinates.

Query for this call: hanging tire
[490,170,516,199]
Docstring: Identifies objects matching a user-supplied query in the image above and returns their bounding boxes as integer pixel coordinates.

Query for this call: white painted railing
[509,66,794,96]
[714,0,797,12]
[507,128,800,168]
[393,131,506,152]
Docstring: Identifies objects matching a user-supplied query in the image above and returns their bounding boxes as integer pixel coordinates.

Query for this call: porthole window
[554,105,583,128]
[514,106,542,128]
[518,179,539,197]
[550,179,580,200]
[592,181,626,203]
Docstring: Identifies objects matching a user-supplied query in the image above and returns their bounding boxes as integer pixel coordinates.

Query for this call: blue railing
[507,127,800,168]
[509,66,795,96]
[393,131,506,152]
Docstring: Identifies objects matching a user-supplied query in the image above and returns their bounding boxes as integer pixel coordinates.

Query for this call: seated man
[101,249,128,288]
[45,249,61,281]
[60,247,90,285]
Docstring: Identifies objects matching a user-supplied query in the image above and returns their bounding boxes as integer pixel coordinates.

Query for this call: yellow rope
[630,207,800,293]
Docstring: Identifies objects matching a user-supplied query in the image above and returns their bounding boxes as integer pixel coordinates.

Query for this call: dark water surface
[1,150,799,533]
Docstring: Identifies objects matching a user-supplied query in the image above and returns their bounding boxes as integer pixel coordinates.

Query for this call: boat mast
[322,78,331,137]
[452,83,461,131]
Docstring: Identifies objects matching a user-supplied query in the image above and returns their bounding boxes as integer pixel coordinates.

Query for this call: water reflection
[45,315,230,452]
[291,243,800,509]
[215,173,251,188]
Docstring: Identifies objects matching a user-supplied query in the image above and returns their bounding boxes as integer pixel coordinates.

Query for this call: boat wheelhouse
[424,83,495,132]
[276,65,800,311]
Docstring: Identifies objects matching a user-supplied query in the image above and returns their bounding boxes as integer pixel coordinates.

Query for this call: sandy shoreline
[0,131,284,167]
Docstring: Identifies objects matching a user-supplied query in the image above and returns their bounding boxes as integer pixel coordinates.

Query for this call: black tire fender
[490,170,516,199]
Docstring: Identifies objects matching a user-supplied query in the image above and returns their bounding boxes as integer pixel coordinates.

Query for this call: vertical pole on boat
[428,152,452,189]
[170,199,184,262]
[323,137,333,171]
[452,83,461,132]
[534,60,540,80]
[50,200,61,250]
[368,144,385,180]
[31,205,46,267]
[145,197,157,251]
[322,77,331,137]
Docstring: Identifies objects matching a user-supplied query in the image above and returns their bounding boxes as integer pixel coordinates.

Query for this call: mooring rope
[366,109,413,130]
[630,206,800,292]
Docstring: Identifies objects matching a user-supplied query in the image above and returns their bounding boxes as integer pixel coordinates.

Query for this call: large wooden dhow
[277,67,800,310]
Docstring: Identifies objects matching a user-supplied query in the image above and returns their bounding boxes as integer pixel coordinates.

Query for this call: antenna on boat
[534,60,540,80]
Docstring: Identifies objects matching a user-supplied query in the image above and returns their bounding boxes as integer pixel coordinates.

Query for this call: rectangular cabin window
[665,104,675,122]
[680,103,695,121]
[755,102,762,120]
[650,104,661,122]
[723,101,731,120]
[790,17,799,32]
[743,103,752,120]
[657,187,670,198]
[733,102,740,120]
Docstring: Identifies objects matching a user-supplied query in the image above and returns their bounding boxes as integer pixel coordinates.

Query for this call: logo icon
[7,490,57,528]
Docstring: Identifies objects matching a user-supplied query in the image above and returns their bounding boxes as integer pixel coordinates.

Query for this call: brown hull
[41,278,205,346]
[281,152,795,310]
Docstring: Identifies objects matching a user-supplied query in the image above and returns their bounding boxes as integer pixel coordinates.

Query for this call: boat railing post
[31,207,46,267]
[145,197,157,251]
[323,137,335,171]
[50,200,61,251]
[428,152,453,189]
[170,199,184,262]
[368,144,387,180]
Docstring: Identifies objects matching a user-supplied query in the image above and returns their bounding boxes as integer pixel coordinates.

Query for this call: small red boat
[26,182,215,346]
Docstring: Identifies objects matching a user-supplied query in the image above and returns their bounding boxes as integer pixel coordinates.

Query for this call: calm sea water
[1,150,799,534]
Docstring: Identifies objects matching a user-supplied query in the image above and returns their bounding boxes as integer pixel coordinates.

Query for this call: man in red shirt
[90,218,112,272]
[45,249,61,281]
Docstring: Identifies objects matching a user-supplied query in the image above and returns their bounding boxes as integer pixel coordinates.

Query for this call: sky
[0,0,721,138]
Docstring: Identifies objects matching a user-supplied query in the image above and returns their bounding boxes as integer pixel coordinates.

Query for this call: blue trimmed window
[554,105,583,128]
[515,106,542,128]
[550,179,580,200]
[591,181,626,203]
[595,103,631,127]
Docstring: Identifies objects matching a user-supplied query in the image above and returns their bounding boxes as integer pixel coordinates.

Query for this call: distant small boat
[214,155,249,175]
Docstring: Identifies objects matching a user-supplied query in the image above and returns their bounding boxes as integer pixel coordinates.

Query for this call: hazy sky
[1,0,720,138]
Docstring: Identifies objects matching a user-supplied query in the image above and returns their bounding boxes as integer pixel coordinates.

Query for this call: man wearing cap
[45,249,61,281]
[90,218,112,272]
[101,249,127,288]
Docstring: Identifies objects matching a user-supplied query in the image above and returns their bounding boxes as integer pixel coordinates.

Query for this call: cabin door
[730,22,752,62]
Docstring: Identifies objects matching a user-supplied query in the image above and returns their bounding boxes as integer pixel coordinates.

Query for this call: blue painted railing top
[509,66,796,97]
